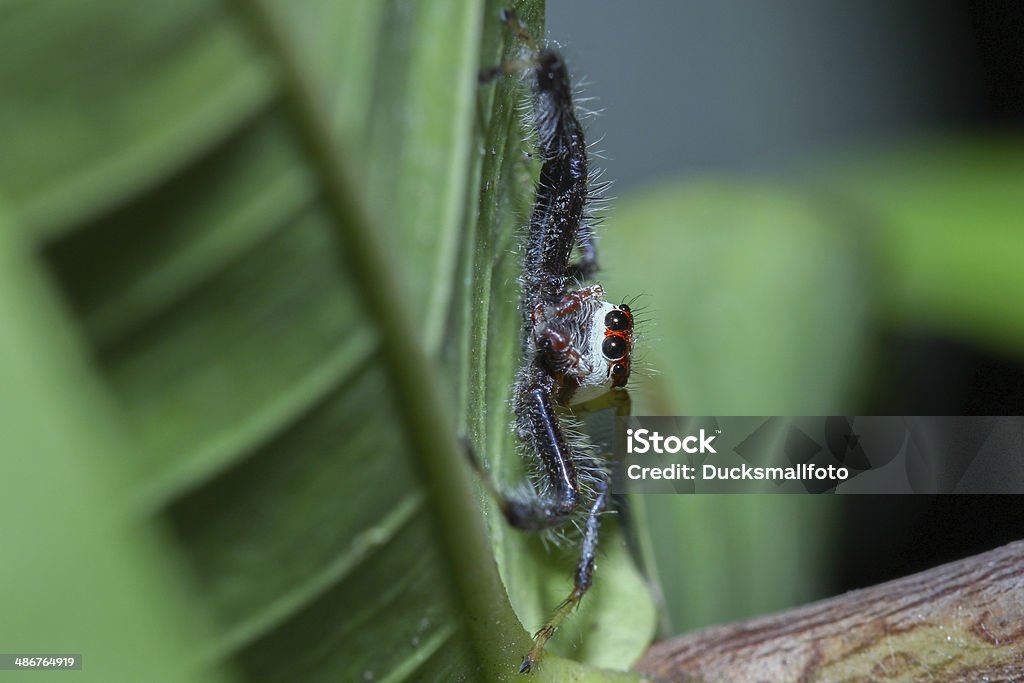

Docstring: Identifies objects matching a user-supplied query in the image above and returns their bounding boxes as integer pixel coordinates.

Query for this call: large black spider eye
[604,309,631,332]
[619,304,631,313]
[602,335,627,361]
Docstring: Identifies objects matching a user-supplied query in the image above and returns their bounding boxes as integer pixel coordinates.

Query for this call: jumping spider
[475,9,637,674]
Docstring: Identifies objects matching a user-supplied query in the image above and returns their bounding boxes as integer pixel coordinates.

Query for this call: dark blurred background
[549,0,1024,612]
[550,1,1023,183]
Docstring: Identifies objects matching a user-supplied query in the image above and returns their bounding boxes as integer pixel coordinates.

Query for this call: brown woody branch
[636,540,1024,682]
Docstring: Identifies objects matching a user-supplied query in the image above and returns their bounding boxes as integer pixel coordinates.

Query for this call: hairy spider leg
[520,477,607,674]
[463,427,575,531]
[519,386,629,674]
[465,382,626,675]
[464,385,632,675]
[464,434,611,677]
[462,366,582,531]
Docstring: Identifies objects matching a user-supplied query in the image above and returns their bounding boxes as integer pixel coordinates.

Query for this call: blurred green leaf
[0,207,229,683]
[602,181,870,416]
[829,137,1024,356]
[600,181,871,632]
[0,0,653,681]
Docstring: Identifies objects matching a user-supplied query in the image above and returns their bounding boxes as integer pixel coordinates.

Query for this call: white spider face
[570,300,634,405]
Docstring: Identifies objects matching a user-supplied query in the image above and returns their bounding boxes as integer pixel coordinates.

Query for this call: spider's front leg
[463,362,611,674]
[510,383,613,675]
[504,369,581,529]
[519,475,608,674]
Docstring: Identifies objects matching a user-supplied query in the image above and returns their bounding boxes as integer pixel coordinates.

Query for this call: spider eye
[604,309,631,332]
[602,335,628,361]
[619,304,631,313]
[610,363,629,385]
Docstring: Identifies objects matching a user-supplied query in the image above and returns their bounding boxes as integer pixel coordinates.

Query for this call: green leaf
[599,181,871,632]
[0,207,229,683]
[0,0,653,681]
[828,137,1024,356]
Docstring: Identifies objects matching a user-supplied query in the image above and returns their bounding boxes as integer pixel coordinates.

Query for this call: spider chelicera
[474,9,637,674]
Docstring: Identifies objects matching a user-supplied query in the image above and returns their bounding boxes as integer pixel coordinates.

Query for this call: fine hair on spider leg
[474,7,639,675]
